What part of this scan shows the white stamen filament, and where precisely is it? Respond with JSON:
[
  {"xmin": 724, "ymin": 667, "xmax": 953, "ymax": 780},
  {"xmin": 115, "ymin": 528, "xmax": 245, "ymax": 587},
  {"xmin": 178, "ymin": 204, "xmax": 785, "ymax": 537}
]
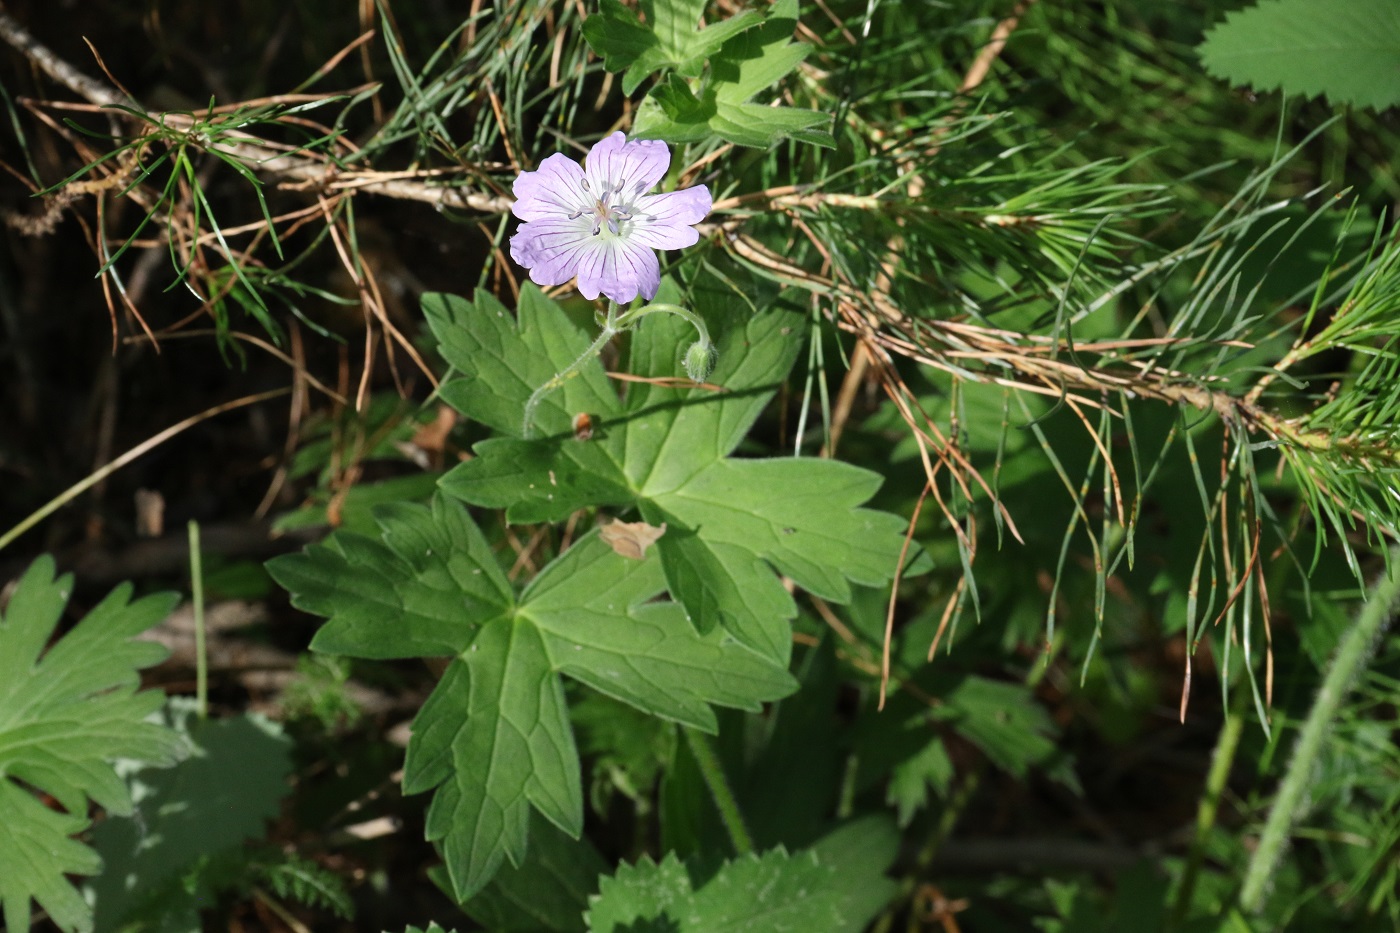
[{"xmin": 586, "ymin": 192, "xmax": 635, "ymax": 237}]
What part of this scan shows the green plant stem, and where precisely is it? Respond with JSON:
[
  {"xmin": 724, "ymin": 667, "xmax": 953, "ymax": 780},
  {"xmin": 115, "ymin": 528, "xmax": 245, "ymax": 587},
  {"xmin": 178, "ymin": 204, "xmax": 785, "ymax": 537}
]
[
  {"xmin": 683, "ymin": 727, "xmax": 753, "ymax": 856},
  {"xmin": 522, "ymin": 302, "xmax": 621, "ymax": 438},
  {"xmin": 1173, "ymin": 701, "xmax": 1245, "ymax": 926},
  {"xmin": 1239, "ymin": 550, "xmax": 1400, "ymax": 913},
  {"xmin": 615, "ymin": 301, "xmax": 711, "ymax": 348},
  {"xmin": 188, "ymin": 520, "xmax": 208, "ymax": 720}
]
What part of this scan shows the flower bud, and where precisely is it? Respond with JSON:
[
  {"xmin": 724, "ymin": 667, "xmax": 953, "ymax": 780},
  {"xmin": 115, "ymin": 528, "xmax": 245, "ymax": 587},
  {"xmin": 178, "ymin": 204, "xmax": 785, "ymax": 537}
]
[{"xmin": 683, "ymin": 341, "xmax": 717, "ymax": 383}]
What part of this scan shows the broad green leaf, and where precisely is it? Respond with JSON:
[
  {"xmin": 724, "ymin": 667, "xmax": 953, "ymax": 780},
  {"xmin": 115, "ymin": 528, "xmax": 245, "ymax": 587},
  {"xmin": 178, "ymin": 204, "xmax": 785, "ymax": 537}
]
[
  {"xmin": 428, "ymin": 282, "xmax": 911, "ymax": 665},
  {"xmin": 1199, "ymin": 0, "xmax": 1400, "ymax": 111},
  {"xmin": 460, "ymin": 814, "xmax": 607, "ymax": 932},
  {"xmin": 269, "ymin": 498, "xmax": 793, "ymax": 901},
  {"xmin": 0, "ymin": 556, "xmax": 183, "ymax": 933},
  {"xmin": 857, "ymin": 671, "xmax": 1079, "ymax": 827},
  {"xmin": 525, "ymin": 532, "xmax": 796, "ymax": 730},
  {"xmin": 0, "ymin": 784, "xmax": 97, "ymax": 933},
  {"xmin": 711, "ymin": 0, "xmax": 811, "ymax": 106},
  {"xmin": 586, "ymin": 824, "xmax": 898, "ymax": 933},
  {"xmin": 429, "ymin": 285, "xmax": 619, "ymax": 440},
  {"xmin": 886, "ymin": 740, "xmax": 955, "ymax": 828},
  {"xmin": 408, "ymin": 614, "xmax": 583, "ymax": 901},
  {"xmin": 88, "ymin": 701, "xmax": 293, "ymax": 931},
  {"xmin": 587, "ymin": 854, "xmax": 691, "ymax": 932},
  {"xmin": 271, "ymin": 494, "xmax": 515, "ymax": 659},
  {"xmin": 584, "ymin": 0, "xmax": 763, "ymax": 95},
  {"xmin": 633, "ymin": 0, "xmax": 832, "ymax": 147}
]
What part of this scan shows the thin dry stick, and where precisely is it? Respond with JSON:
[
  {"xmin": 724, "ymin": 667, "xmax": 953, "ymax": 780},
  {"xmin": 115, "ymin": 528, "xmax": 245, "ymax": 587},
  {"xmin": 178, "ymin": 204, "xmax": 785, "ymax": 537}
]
[
  {"xmin": 958, "ymin": 0, "xmax": 1038, "ymax": 94},
  {"xmin": 0, "ymin": 388, "xmax": 291, "ymax": 553},
  {"xmin": 254, "ymin": 324, "xmax": 312, "ymax": 519},
  {"xmin": 824, "ymin": 341, "xmax": 870, "ymax": 458},
  {"xmin": 880, "ymin": 480, "xmax": 932, "ymax": 709},
  {"xmin": 927, "ymin": 576, "xmax": 968, "ymax": 661}
]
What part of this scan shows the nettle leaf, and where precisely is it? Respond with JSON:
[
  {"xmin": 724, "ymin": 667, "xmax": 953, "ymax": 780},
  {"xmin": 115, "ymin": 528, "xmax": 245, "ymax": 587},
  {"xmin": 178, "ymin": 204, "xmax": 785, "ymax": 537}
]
[
  {"xmin": 268, "ymin": 498, "xmax": 793, "ymax": 901},
  {"xmin": 1199, "ymin": 0, "xmax": 1400, "ymax": 111},
  {"xmin": 587, "ymin": 821, "xmax": 898, "ymax": 933},
  {"xmin": 0, "ymin": 556, "xmax": 183, "ymax": 933},
  {"xmin": 426, "ymin": 282, "xmax": 910, "ymax": 666},
  {"xmin": 930, "ymin": 676, "xmax": 1065, "ymax": 781},
  {"xmin": 633, "ymin": 0, "xmax": 833, "ymax": 147},
  {"xmin": 584, "ymin": 0, "xmax": 764, "ymax": 96},
  {"xmin": 88, "ymin": 701, "xmax": 293, "ymax": 931}
]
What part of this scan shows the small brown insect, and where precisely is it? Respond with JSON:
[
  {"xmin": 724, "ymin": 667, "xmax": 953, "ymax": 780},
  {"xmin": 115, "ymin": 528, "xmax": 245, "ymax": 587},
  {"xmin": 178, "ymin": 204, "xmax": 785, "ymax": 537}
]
[{"xmin": 572, "ymin": 412, "xmax": 595, "ymax": 441}]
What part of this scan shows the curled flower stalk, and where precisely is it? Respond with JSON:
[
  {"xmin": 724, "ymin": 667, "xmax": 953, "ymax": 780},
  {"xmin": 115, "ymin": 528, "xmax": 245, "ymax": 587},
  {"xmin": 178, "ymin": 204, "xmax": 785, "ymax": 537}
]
[
  {"xmin": 511, "ymin": 133, "xmax": 716, "ymax": 436},
  {"xmin": 519, "ymin": 299, "xmax": 717, "ymax": 437},
  {"xmin": 522, "ymin": 301, "xmax": 624, "ymax": 438},
  {"xmin": 616, "ymin": 302, "xmax": 716, "ymax": 383}
]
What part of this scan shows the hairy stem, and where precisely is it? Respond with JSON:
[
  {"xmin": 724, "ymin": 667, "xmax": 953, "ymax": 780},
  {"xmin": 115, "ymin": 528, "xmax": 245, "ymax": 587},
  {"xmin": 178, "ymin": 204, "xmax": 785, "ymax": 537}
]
[
  {"xmin": 522, "ymin": 303, "xmax": 620, "ymax": 438},
  {"xmin": 1173, "ymin": 700, "xmax": 1245, "ymax": 925},
  {"xmin": 616, "ymin": 301, "xmax": 711, "ymax": 349},
  {"xmin": 1239, "ymin": 550, "xmax": 1400, "ymax": 913},
  {"xmin": 683, "ymin": 727, "xmax": 753, "ymax": 856}
]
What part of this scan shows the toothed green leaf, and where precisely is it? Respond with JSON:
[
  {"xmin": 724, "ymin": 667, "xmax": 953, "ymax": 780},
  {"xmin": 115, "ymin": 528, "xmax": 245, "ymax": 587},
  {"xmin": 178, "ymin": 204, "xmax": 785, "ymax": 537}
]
[
  {"xmin": 426, "ymin": 280, "xmax": 915, "ymax": 666},
  {"xmin": 269, "ymin": 502, "xmax": 793, "ymax": 902},
  {"xmin": 584, "ymin": 0, "xmax": 764, "ymax": 95},
  {"xmin": 1199, "ymin": 0, "xmax": 1400, "ymax": 111},
  {"xmin": 0, "ymin": 556, "xmax": 183, "ymax": 933}
]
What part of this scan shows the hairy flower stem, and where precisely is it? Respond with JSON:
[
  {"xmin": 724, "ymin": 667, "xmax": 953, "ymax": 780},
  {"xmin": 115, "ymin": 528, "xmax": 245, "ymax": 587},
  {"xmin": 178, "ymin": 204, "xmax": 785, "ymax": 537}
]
[
  {"xmin": 615, "ymin": 301, "xmax": 711, "ymax": 349},
  {"xmin": 1173, "ymin": 698, "xmax": 1245, "ymax": 924},
  {"xmin": 619, "ymin": 302, "xmax": 716, "ymax": 381},
  {"xmin": 522, "ymin": 301, "xmax": 714, "ymax": 436},
  {"xmin": 683, "ymin": 727, "xmax": 753, "ymax": 856},
  {"xmin": 522, "ymin": 302, "xmax": 622, "ymax": 438},
  {"xmin": 1239, "ymin": 549, "xmax": 1400, "ymax": 914}
]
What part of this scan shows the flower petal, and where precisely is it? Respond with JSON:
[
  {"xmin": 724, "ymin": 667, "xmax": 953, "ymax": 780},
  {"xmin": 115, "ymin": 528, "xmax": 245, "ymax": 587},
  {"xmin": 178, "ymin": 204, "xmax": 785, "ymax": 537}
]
[
  {"xmin": 627, "ymin": 186, "xmax": 712, "ymax": 250},
  {"xmin": 584, "ymin": 132, "xmax": 671, "ymax": 201},
  {"xmin": 510, "ymin": 216, "xmax": 599, "ymax": 287},
  {"xmin": 512, "ymin": 152, "xmax": 591, "ymax": 221},
  {"xmin": 573, "ymin": 237, "xmax": 661, "ymax": 304}
]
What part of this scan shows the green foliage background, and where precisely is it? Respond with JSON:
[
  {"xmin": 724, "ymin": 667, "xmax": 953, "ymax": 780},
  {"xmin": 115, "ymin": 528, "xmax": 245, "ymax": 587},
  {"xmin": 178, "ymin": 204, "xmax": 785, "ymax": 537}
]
[{"xmin": 2, "ymin": 0, "xmax": 1400, "ymax": 931}]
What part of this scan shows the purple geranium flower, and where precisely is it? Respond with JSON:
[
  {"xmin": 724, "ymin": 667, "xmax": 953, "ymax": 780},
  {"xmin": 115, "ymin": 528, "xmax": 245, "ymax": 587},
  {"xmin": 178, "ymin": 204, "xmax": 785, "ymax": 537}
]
[{"xmin": 509, "ymin": 132, "xmax": 712, "ymax": 304}]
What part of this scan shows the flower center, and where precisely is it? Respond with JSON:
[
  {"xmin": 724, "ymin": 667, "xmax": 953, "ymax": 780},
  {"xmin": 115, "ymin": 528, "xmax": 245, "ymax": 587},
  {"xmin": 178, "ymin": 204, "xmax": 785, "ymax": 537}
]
[
  {"xmin": 592, "ymin": 198, "xmax": 633, "ymax": 236},
  {"xmin": 571, "ymin": 180, "xmax": 635, "ymax": 238}
]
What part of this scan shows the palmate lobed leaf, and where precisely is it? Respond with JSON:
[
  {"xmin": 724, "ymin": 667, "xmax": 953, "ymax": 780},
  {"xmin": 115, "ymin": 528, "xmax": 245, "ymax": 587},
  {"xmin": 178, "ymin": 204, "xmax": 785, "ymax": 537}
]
[
  {"xmin": 425, "ymin": 281, "xmax": 913, "ymax": 666},
  {"xmin": 0, "ymin": 556, "xmax": 183, "ymax": 933},
  {"xmin": 583, "ymin": 0, "xmax": 764, "ymax": 96},
  {"xmin": 268, "ymin": 498, "xmax": 794, "ymax": 901},
  {"xmin": 629, "ymin": 0, "xmax": 833, "ymax": 147}
]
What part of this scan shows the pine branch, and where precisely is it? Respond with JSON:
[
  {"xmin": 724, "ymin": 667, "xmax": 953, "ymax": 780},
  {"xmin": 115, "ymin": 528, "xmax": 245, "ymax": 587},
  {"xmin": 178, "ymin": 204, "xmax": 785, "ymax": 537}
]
[{"xmin": 0, "ymin": 9, "xmax": 512, "ymax": 215}]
